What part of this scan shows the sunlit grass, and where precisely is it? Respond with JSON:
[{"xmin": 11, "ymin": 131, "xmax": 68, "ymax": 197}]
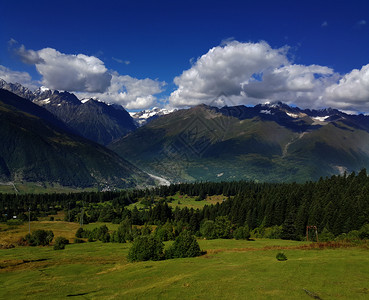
[{"xmin": 1, "ymin": 231, "xmax": 368, "ymax": 299}]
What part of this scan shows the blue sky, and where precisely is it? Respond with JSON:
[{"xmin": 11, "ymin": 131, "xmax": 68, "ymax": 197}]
[{"xmin": 0, "ymin": 0, "xmax": 368, "ymax": 112}]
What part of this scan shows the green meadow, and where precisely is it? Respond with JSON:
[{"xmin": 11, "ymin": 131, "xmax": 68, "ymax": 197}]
[
  {"xmin": 127, "ymin": 192, "xmax": 225, "ymax": 211},
  {"xmin": 1, "ymin": 232, "xmax": 368, "ymax": 299}
]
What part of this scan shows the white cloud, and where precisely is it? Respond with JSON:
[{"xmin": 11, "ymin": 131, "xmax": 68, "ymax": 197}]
[
  {"xmin": 77, "ymin": 73, "xmax": 166, "ymax": 110},
  {"xmin": 168, "ymin": 40, "xmax": 369, "ymax": 112},
  {"xmin": 10, "ymin": 44, "xmax": 166, "ymax": 110},
  {"xmin": 14, "ymin": 45, "xmax": 112, "ymax": 93},
  {"xmin": 242, "ymin": 64, "xmax": 338, "ymax": 107},
  {"xmin": 170, "ymin": 41, "xmax": 289, "ymax": 107},
  {"xmin": 0, "ymin": 65, "xmax": 38, "ymax": 90},
  {"xmin": 324, "ymin": 64, "xmax": 369, "ymax": 110},
  {"xmin": 321, "ymin": 21, "xmax": 328, "ymax": 27}
]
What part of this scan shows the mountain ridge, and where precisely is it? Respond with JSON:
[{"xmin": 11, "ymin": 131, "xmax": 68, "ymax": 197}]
[
  {"xmin": 109, "ymin": 102, "xmax": 369, "ymax": 183},
  {"xmin": 0, "ymin": 79, "xmax": 137, "ymax": 145},
  {"xmin": 0, "ymin": 88, "xmax": 154, "ymax": 189}
]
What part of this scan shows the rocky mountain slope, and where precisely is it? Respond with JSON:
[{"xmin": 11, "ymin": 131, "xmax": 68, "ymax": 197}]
[
  {"xmin": 0, "ymin": 89, "xmax": 153, "ymax": 188},
  {"xmin": 109, "ymin": 103, "xmax": 369, "ymax": 183},
  {"xmin": 0, "ymin": 79, "xmax": 136, "ymax": 145}
]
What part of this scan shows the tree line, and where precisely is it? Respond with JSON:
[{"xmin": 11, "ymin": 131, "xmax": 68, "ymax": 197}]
[{"xmin": 1, "ymin": 170, "xmax": 369, "ymax": 240}]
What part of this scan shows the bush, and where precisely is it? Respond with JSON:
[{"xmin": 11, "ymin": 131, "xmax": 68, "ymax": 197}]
[
  {"xmin": 54, "ymin": 237, "xmax": 69, "ymax": 250},
  {"xmin": 6, "ymin": 219, "xmax": 24, "ymax": 226},
  {"xmin": 165, "ymin": 230, "xmax": 202, "ymax": 259},
  {"xmin": 319, "ymin": 228, "xmax": 335, "ymax": 242},
  {"xmin": 155, "ymin": 222, "xmax": 174, "ymax": 241},
  {"xmin": 25, "ymin": 230, "xmax": 54, "ymax": 246},
  {"xmin": 200, "ymin": 220, "xmax": 216, "ymax": 239},
  {"xmin": 276, "ymin": 252, "xmax": 287, "ymax": 261},
  {"xmin": 233, "ymin": 225, "xmax": 250, "ymax": 240},
  {"xmin": 359, "ymin": 224, "xmax": 369, "ymax": 239},
  {"xmin": 75, "ymin": 227, "xmax": 84, "ymax": 238},
  {"xmin": 264, "ymin": 226, "xmax": 282, "ymax": 239},
  {"xmin": 128, "ymin": 236, "xmax": 164, "ymax": 262}
]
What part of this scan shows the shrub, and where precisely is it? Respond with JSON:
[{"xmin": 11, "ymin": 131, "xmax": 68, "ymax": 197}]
[
  {"xmin": 319, "ymin": 228, "xmax": 335, "ymax": 242},
  {"xmin": 233, "ymin": 225, "xmax": 250, "ymax": 240},
  {"xmin": 101, "ymin": 232, "xmax": 110, "ymax": 243},
  {"xmin": 165, "ymin": 230, "xmax": 202, "ymax": 259},
  {"xmin": 54, "ymin": 237, "xmax": 69, "ymax": 250},
  {"xmin": 75, "ymin": 227, "xmax": 84, "ymax": 238},
  {"xmin": 264, "ymin": 225, "xmax": 282, "ymax": 239},
  {"xmin": 276, "ymin": 252, "xmax": 287, "ymax": 261},
  {"xmin": 214, "ymin": 216, "xmax": 232, "ymax": 239},
  {"xmin": 128, "ymin": 236, "xmax": 164, "ymax": 262},
  {"xmin": 155, "ymin": 222, "xmax": 174, "ymax": 241},
  {"xmin": 112, "ymin": 219, "xmax": 133, "ymax": 243},
  {"xmin": 6, "ymin": 219, "xmax": 24, "ymax": 226},
  {"xmin": 200, "ymin": 220, "xmax": 216, "ymax": 239},
  {"xmin": 25, "ymin": 230, "xmax": 54, "ymax": 246},
  {"xmin": 359, "ymin": 224, "xmax": 369, "ymax": 239}
]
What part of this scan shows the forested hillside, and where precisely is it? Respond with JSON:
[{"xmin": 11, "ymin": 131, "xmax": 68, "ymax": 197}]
[{"xmin": 2, "ymin": 170, "xmax": 369, "ymax": 239}]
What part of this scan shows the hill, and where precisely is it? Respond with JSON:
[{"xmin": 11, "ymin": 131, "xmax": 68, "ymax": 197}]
[
  {"xmin": 0, "ymin": 89, "xmax": 153, "ymax": 189},
  {"xmin": 0, "ymin": 79, "xmax": 137, "ymax": 145},
  {"xmin": 109, "ymin": 103, "xmax": 369, "ymax": 183}
]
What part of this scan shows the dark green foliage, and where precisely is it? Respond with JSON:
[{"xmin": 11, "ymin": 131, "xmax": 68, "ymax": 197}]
[
  {"xmin": 2, "ymin": 172, "xmax": 369, "ymax": 242},
  {"xmin": 111, "ymin": 219, "xmax": 132, "ymax": 243},
  {"xmin": 75, "ymin": 227, "xmax": 84, "ymax": 238},
  {"xmin": 128, "ymin": 236, "xmax": 164, "ymax": 262},
  {"xmin": 233, "ymin": 225, "xmax": 250, "ymax": 240},
  {"xmin": 319, "ymin": 228, "xmax": 335, "ymax": 242},
  {"xmin": 54, "ymin": 236, "xmax": 69, "ymax": 250},
  {"xmin": 165, "ymin": 230, "xmax": 202, "ymax": 259},
  {"xmin": 155, "ymin": 221, "xmax": 174, "ymax": 241},
  {"xmin": 214, "ymin": 216, "xmax": 233, "ymax": 239},
  {"xmin": 276, "ymin": 252, "xmax": 287, "ymax": 261},
  {"xmin": 200, "ymin": 220, "xmax": 216, "ymax": 239},
  {"xmin": 281, "ymin": 213, "xmax": 299, "ymax": 241},
  {"xmin": 25, "ymin": 230, "xmax": 54, "ymax": 246},
  {"xmin": 359, "ymin": 224, "xmax": 369, "ymax": 239}
]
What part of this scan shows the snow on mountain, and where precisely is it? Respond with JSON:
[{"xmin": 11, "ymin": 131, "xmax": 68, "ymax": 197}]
[{"xmin": 130, "ymin": 107, "xmax": 177, "ymax": 126}]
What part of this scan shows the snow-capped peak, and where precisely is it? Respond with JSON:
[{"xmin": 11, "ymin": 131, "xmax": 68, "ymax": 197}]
[{"xmin": 130, "ymin": 107, "xmax": 177, "ymax": 126}]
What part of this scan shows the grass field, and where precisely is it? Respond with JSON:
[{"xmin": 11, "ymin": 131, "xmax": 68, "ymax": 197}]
[
  {"xmin": 1, "ymin": 221, "xmax": 369, "ymax": 299},
  {"xmin": 127, "ymin": 192, "xmax": 225, "ymax": 211}
]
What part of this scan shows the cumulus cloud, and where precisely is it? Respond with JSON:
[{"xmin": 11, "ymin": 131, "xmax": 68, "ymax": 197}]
[
  {"xmin": 14, "ymin": 45, "xmax": 112, "ymax": 93},
  {"xmin": 242, "ymin": 64, "xmax": 338, "ymax": 107},
  {"xmin": 169, "ymin": 41, "xmax": 340, "ymax": 108},
  {"xmin": 324, "ymin": 64, "xmax": 369, "ymax": 110},
  {"xmin": 77, "ymin": 73, "xmax": 166, "ymax": 110},
  {"xmin": 170, "ymin": 41, "xmax": 289, "ymax": 107},
  {"xmin": 0, "ymin": 65, "xmax": 39, "ymax": 90}
]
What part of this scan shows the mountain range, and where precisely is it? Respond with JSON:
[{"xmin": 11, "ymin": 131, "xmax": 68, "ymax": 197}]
[
  {"xmin": 2, "ymin": 78, "xmax": 369, "ymax": 187},
  {"xmin": 109, "ymin": 102, "xmax": 369, "ymax": 183},
  {"xmin": 0, "ymin": 79, "xmax": 136, "ymax": 145},
  {"xmin": 0, "ymin": 88, "xmax": 153, "ymax": 189}
]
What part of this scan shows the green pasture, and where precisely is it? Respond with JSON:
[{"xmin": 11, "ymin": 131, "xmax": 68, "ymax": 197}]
[
  {"xmin": 1, "ymin": 237, "xmax": 368, "ymax": 299},
  {"xmin": 127, "ymin": 192, "xmax": 225, "ymax": 211}
]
